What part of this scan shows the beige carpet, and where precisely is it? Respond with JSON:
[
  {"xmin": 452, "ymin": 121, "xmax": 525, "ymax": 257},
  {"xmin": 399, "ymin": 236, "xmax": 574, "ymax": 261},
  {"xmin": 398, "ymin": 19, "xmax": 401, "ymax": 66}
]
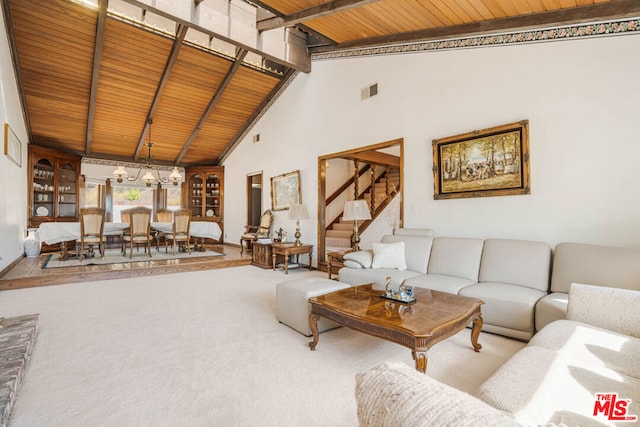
[{"xmin": 0, "ymin": 266, "xmax": 525, "ymax": 427}]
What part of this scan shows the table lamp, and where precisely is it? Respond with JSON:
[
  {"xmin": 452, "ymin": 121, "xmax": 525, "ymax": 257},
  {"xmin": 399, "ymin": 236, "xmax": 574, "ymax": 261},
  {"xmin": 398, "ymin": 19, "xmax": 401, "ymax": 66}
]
[
  {"xmin": 288, "ymin": 203, "xmax": 309, "ymax": 245},
  {"xmin": 343, "ymin": 200, "xmax": 372, "ymax": 251}
]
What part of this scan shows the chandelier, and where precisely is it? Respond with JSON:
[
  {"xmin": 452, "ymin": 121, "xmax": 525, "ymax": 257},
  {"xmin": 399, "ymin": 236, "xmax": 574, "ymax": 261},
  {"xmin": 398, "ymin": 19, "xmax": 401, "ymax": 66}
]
[{"xmin": 112, "ymin": 120, "xmax": 182, "ymax": 187}]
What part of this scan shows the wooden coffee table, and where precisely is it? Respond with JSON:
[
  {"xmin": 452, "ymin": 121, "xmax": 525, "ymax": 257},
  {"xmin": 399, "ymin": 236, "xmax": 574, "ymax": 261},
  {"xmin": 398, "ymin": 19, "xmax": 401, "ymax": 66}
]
[{"xmin": 308, "ymin": 284, "xmax": 484, "ymax": 373}]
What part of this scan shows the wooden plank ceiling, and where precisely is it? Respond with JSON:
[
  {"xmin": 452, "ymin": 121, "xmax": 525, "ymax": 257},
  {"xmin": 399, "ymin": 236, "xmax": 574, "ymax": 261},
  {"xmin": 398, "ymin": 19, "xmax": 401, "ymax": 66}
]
[{"xmin": 5, "ymin": 0, "xmax": 638, "ymax": 166}]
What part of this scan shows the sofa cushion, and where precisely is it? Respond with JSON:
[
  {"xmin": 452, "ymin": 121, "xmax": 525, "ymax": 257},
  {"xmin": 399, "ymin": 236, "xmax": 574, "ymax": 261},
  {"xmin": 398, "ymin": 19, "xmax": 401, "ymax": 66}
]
[
  {"xmin": 338, "ymin": 266, "xmax": 422, "ymax": 288},
  {"xmin": 459, "ymin": 282, "xmax": 546, "ymax": 334},
  {"xmin": 567, "ymin": 283, "xmax": 640, "ymax": 338},
  {"xmin": 404, "ymin": 274, "xmax": 475, "ymax": 295},
  {"xmin": 427, "ymin": 237, "xmax": 483, "ymax": 282},
  {"xmin": 343, "ymin": 260, "xmax": 363, "ymax": 269},
  {"xmin": 529, "ymin": 319, "xmax": 640, "ymax": 379},
  {"xmin": 380, "ymin": 234, "xmax": 433, "ymax": 274},
  {"xmin": 371, "ymin": 241, "xmax": 407, "ymax": 271},
  {"xmin": 356, "ymin": 362, "xmax": 519, "ymax": 427},
  {"xmin": 551, "ymin": 242, "xmax": 640, "ymax": 293},
  {"xmin": 479, "ymin": 239, "xmax": 551, "ymax": 292},
  {"xmin": 343, "ymin": 250, "xmax": 373, "ymax": 268},
  {"xmin": 477, "ymin": 345, "xmax": 640, "ymax": 427},
  {"xmin": 534, "ymin": 293, "xmax": 568, "ymax": 331}
]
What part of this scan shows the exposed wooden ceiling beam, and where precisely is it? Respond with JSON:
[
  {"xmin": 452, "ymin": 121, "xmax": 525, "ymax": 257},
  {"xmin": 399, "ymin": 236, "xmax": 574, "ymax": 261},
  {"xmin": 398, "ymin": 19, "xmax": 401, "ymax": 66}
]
[
  {"xmin": 1, "ymin": 0, "xmax": 32, "ymax": 144},
  {"xmin": 85, "ymin": 0, "xmax": 108, "ymax": 156},
  {"xmin": 216, "ymin": 67, "xmax": 297, "ymax": 166},
  {"xmin": 310, "ymin": 0, "xmax": 640, "ymax": 54},
  {"xmin": 257, "ymin": 0, "xmax": 382, "ymax": 32},
  {"xmin": 175, "ymin": 49, "xmax": 249, "ymax": 164},
  {"xmin": 342, "ymin": 150, "xmax": 400, "ymax": 168},
  {"xmin": 133, "ymin": 24, "xmax": 188, "ymax": 161}
]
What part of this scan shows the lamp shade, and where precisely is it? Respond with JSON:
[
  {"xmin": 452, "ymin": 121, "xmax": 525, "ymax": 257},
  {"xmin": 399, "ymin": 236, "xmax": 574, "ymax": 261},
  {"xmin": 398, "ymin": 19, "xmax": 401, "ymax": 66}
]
[
  {"xmin": 288, "ymin": 203, "xmax": 309, "ymax": 220},
  {"xmin": 343, "ymin": 200, "xmax": 372, "ymax": 221}
]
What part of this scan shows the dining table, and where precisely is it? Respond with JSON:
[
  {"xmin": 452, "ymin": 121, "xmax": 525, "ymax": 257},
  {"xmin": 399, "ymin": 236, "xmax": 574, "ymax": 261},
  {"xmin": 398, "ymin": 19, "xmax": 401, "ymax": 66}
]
[{"xmin": 37, "ymin": 221, "xmax": 222, "ymax": 259}]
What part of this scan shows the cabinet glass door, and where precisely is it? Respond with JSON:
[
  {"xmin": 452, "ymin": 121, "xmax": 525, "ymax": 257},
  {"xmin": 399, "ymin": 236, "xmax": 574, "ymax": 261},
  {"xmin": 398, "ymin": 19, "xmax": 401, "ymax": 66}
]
[
  {"xmin": 189, "ymin": 174, "xmax": 203, "ymax": 218},
  {"xmin": 33, "ymin": 159, "xmax": 55, "ymax": 218},
  {"xmin": 58, "ymin": 162, "xmax": 77, "ymax": 218},
  {"xmin": 205, "ymin": 173, "xmax": 220, "ymax": 218}
]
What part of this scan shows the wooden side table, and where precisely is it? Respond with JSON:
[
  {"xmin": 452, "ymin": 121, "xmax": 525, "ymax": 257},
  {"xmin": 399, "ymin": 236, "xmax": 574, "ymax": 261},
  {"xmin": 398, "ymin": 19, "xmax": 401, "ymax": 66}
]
[
  {"xmin": 326, "ymin": 251, "xmax": 350, "ymax": 280},
  {"xmin": 271, "ymin": 243, "xmax": 313, "ymax": 274}
]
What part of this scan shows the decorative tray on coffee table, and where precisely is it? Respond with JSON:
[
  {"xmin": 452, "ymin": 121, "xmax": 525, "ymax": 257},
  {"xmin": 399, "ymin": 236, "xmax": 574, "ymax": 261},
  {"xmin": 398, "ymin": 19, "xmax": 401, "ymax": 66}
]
[{"xmin": 380, "ymin": 294, "xmax": 417, "ymax": 304}]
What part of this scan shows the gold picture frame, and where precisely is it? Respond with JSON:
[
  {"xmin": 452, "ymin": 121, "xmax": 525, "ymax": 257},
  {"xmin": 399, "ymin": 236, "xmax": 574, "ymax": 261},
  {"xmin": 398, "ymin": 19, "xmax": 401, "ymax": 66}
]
[
  {"xmin": 4, "ymin": 123, "xmax": 22, "ymax": 167},
  {"xmin": 271, "ymin": 170, "xmax": 301, "ymax": 211},
  {"xmin": 432, "ymin": 120, "xmax": 530, "ymax": 199}
]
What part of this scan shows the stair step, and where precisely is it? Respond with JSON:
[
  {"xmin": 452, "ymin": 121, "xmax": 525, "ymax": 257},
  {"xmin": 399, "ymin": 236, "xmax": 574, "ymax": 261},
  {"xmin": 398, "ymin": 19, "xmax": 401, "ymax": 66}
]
[
  {"xmin": 326, "ymin": 237, "xmax": 351, "ymax": 248},
  {"xmin": 332, "ymin": 223, "xmax": 353, "ymax": 231},
  {"xmin": 326, "ymin": 229, "xmax": 351, "ymax": 238}
]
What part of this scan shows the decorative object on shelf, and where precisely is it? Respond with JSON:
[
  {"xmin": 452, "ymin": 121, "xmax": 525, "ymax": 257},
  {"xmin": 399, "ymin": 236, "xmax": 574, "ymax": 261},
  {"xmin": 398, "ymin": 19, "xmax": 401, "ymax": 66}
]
[
  {"xmin": 343, "ymin": 199, "xmax": 372, "ymax": 251},
  {"xmin": 112, "ymin": 119, "xmax": 182, "ymax": 187},
  {"xmin": 4, "ymin": 123, "xmax": 22, "ymax": 167},
  {"xmin": 432, "ymin": 120, "xmax": 530, "ymax": 199},
  {"xmin": 271, "ymin": 170, "xmax": 301, "ymax": 211},
  {"xmin": 288, "ymin": 203, "xmax": 309, "ymax": 246},
  {"xmin": 35, "ymin": 206, "xmax": 49, "ymax": 216},
  {"xmin": 24, "ymin": 228, "xmax": 41, "ymax": 257}
]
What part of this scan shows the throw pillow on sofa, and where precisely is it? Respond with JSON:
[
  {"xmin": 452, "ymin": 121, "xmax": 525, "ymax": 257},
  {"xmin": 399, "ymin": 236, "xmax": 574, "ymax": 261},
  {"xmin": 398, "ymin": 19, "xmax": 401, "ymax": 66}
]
[
  {"xmin": 371, "ymin": 241, "xmax": 407, "ymax": 271},
  {"xmin": 343, "ymin": 250, "xmax": 373, "ymax": 268}
]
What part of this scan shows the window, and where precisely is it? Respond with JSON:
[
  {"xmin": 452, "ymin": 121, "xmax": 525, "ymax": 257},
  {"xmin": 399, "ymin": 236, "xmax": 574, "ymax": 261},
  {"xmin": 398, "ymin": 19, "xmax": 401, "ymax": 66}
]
[
  {"xmin": 84, "ymin": 183, "xmax": 101, "ymax": 208},
  {"xmin": 112, "ymin": 185, "xmax": 154, "ymax": 222},
  {"xmin": 167, "ymin": 187, "xmax": 181, "ymax": 211}
]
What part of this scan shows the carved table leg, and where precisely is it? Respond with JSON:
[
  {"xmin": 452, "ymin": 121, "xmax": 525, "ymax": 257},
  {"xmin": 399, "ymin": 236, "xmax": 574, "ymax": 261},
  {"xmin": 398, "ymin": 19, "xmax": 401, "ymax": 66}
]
[
  {"xmin": 470, "ymin": 314, "xmax": 483, "ymax": 352},
  {"xmin": 412, "ymin": 349, "xmax": 428, "ymax": 373},
  {"xmin": 58, "ymin": 241, "xmax": 69, "ymax": 260},
  {"xmin": 309, "ymin": 313, "xmax": 320, "ymax": 350}
]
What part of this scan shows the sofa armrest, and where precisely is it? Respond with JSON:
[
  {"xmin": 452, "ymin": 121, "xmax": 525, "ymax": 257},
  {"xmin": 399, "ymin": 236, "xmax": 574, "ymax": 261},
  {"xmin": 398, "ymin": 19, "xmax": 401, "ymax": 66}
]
[
  {"xmin": 355, "ymin": 362, "xmax": 519, "ymax": 427},
  {"xmin": 567, "ymin": 283, "xmax": 640, "ymax": 338}
]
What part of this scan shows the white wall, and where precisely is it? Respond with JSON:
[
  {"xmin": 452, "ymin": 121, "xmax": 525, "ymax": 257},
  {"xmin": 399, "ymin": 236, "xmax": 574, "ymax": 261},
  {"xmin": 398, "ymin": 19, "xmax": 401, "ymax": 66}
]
[
  {"xmin": 0, "ymin": 5, "xmax": 29, "ymax": 272},
  {"xmin": 223, "ymin": 33, "xmax": 640, "ymax": 263}
]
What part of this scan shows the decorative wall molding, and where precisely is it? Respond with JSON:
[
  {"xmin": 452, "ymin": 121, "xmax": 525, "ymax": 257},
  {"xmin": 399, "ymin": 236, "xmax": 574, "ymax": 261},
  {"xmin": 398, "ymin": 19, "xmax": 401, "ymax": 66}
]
[{"xmin": 312, "ymin": 18, "xmax": 640, "ymax": 61}]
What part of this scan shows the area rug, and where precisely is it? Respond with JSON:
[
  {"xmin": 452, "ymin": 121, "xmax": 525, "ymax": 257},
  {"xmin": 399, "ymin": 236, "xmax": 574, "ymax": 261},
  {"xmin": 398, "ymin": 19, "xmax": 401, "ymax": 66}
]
[
  {"xmin": 41, "ymin": 248, "xmax": 224, "ymax": 269},
  {"xmin": 0, "ymin": 267, "xmax": 526, "ymax": 426}
]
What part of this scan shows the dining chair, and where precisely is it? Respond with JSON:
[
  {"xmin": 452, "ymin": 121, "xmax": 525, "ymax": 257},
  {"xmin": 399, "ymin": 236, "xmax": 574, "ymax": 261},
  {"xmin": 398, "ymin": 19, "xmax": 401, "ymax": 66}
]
[
  {"xmin": 164, "ymin": 209, "xmax": 192, "ymax": 255},
  {"xmin": 78, "ymin": 207, "xmax": 106, "ymax": 261},
  {"xmin": 123, "ymin": 207, "xmax": 152, "ymax": 258},
  {"xmin": 155, "ymin": 208, "xmax": 173, "ymax": 251}
]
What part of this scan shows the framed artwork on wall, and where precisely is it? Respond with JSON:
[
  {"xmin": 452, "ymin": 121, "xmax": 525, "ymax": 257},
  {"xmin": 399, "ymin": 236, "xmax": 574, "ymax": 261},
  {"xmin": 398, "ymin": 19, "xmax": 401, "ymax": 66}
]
[
  {"xmin": 271, "ymin": 170, "xmax": 301, "ymax": 210},
  {"xmin": 432, "ymin": 120, "xmax": 530, "ymax": 199},
  {"xmin": 4, "ymin": 123, "xmax": 22, "ymax": 167}
]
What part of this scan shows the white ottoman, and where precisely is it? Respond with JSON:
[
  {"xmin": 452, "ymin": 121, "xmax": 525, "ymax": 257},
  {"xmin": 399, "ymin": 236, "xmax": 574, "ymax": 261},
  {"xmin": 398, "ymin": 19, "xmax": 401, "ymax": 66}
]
[{"xmin": 276, "ymin": 278, "xmax": 351, "ymax": 336}]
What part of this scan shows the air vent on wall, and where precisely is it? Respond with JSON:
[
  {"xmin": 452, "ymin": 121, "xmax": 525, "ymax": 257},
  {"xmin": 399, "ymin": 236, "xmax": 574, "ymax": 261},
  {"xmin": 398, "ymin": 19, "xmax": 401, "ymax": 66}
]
[{"xmin": 361, "ymin": 83, "xmax": 379, "ymax": 100}]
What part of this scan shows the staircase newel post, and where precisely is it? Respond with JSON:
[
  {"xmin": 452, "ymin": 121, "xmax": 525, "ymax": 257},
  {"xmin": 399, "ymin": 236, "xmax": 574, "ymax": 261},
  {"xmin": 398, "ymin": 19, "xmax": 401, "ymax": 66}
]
[
  {"xmin": 353, "ymin": 160, "xmax": 360, "ymax": 199},
  {"xmin": 370, "ymin": 163, "xmax": 376, "ymax": 214},
  {"xmin": 385, "ymin": 166, "xmax": 391, "ymax": 202}
]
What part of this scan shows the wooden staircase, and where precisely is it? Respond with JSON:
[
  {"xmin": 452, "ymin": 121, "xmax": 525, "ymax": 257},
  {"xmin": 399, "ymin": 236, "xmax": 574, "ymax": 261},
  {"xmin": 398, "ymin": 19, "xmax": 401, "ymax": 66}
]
[{"xmin": 325, "ymin": 168, "xmax": 400, "ymax": 251}]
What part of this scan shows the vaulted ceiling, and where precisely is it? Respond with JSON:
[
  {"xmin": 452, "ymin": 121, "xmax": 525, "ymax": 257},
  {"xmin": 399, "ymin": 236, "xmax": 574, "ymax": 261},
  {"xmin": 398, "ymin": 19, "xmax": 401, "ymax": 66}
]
[{"xmin": 3, "ymin": 0, "xmax": 637, "ymax": 167}]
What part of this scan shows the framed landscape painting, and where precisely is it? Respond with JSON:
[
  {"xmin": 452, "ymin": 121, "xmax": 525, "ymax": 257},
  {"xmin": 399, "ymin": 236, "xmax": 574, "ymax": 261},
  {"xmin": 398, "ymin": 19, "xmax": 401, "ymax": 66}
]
[
  {"xmin": 432, "ymin": 120, "xmax": 530, "ymax": 199},
  {"xmin": 271, "ymin": 170, "xmax": 301, "ymax": 210}
]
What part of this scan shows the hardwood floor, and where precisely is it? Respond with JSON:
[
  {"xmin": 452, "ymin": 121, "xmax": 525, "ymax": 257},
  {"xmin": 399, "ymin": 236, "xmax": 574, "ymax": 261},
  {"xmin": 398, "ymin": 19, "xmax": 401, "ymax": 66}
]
[{"xmin": 0, "ymin": 244, "xmax": 253, "ymax": 291}]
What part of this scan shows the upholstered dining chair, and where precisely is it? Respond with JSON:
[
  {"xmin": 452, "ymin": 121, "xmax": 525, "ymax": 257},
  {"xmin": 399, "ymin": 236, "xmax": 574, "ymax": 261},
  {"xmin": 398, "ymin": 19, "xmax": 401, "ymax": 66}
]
[
  {"xmin": 155, "ymin": 208, "xmax": 173, "ymax": 251},
  {"xmin": 122, "ymin": 207, "xmax": 152, "ymax": 258},
  {"xmin": 78, "ymin": 207, "xmax": 106, "ymax": 261},
  {"xmin": 240, "ymin": 209, "xmax": 273, "ymax": 254},
  {"xmin": 164, "ymin": 209, "xmax": 192, "ymax": 255}
]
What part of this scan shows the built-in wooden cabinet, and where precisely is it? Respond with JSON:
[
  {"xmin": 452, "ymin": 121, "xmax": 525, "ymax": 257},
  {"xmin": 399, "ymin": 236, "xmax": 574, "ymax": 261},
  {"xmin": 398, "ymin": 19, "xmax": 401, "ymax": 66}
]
[
  {"xmin": 183, "ymin": 166, "xmax": 224, "ymax": 241},
  {"xmin": 28, "ymin": 145, "xmax": 81, "ymax": 228}
]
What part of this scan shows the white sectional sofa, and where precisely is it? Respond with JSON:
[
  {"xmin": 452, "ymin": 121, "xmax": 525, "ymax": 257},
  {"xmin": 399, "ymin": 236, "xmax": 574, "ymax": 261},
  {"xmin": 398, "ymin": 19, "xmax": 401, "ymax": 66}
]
[
  {"xmin": 355, "ymin": 283, "xmax": 640, "ymax": 426},
  {"xmin": 339, "ymin": 230, "xmax": 552, "ymax": 340}
]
